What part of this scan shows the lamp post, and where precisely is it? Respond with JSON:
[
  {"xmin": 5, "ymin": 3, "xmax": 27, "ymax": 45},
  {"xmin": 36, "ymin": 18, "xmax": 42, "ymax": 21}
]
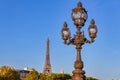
[{"xmin": 61, "ymin": 2, "xmax": 98, "ymax": 80}]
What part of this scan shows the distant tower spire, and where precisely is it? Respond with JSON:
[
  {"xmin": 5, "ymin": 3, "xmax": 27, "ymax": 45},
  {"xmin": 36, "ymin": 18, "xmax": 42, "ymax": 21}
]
[
  {"xmin": 60, "ymin": 67, "xmax": 64, "ymax": 74},
  {"xmin": 43, "ymin": 38, "xmax": 52, "ymax": 75}
]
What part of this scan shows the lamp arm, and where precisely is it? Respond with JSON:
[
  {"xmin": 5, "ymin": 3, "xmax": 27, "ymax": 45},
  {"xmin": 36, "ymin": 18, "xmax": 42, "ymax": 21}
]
[
  {"xmin": 64, "ymin": 38, "xmax": 72, "ymax": 45},
  {"xmin": 85, "ymin": 37, "xmax": 94, "ymax": 44}
]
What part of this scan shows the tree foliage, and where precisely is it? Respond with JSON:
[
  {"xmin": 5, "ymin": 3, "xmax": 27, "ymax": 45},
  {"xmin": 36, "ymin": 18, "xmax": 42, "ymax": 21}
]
[
  {"xmin": 86, "ymin": 76, "xmax": 99, "ymax": 80},
  {"xmin": 24, "ymin": 69, "xmax": 39, "ymax": 80},
  {"xmin": 39, "ymin": 73, "xmax": 71, "ymax": 80},
  {"xmin": 0, "ymin": 66, "xmax": 99, "ymax": 80},
  {"xmin": 0, "ymin": 66, "xmax": 20, "ymax": 80},
  {"xmin": 39, "ymin": 73, "xmax": 99, "ymax": 80}
]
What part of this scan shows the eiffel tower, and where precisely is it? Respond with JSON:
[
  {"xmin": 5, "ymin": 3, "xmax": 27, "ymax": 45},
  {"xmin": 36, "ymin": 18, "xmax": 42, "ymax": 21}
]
[{"xmin": 43, "ymin": 38, "xmax": 52, "ymax": 75}]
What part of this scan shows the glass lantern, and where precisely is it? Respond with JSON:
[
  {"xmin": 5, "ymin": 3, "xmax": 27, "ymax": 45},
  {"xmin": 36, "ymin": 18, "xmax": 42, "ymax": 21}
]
[
  {"xmin": 61, "ymin": 22, "xmax": 71, "ymax": 40},
  {"xmin": 71, "ymin": 2, "xmax": 88, "ymax": 27},
  {"xmin": 88, "ymin": 19, "xmax": 97, "ymax": 39}
]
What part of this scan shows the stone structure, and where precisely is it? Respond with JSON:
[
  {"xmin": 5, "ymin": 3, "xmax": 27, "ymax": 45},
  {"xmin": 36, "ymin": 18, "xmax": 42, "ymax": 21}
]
[
  {"xmin": 18, "ymin": 67, "xmax": 32, "ymax": 80},
  {"xmin": 43, "ymin": 38, "xmax": 52, "ymax": 75}
]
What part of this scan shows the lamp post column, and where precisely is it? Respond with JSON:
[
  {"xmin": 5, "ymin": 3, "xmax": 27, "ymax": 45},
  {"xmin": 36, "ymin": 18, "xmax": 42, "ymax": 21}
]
[
  {"xmin": 72, "ymin": 27, "xmax": 86, "ymax": 80},
  {"xmin": 72, "ymin": 46, "xmax": 85, "ymax": 80}
]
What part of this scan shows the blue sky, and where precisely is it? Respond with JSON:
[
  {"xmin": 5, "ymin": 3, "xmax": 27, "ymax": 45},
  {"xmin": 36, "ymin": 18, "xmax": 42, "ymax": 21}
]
[{"xmin": 0, "ymin": 0, "xmax": 120, "ymax": 80}]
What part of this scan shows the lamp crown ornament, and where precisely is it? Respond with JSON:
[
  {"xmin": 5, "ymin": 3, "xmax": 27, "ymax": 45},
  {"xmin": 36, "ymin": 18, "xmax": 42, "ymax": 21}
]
[
  {"xmin": 63, "ymin": 22, "xmax": 67, "ymax": 28},
  {"xmin": 77, "ymin": 2, "xmax": 82, "ymax": 7},
  {"xmin": 91, "ymin": 19, "xmax": 95, "ymax": 24}
]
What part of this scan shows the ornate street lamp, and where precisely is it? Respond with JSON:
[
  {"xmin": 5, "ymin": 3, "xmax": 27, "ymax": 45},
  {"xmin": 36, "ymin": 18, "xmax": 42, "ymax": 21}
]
[{"xmin": 61, "ymin": 2, "xmax": 98, "ymax": 80}]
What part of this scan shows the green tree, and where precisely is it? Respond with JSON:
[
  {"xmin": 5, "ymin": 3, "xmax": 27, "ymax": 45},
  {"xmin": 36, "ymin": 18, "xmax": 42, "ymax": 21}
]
[
  {"xmin": 24, "ymin": 69, "xmax": 39, "ymax": 80},
  {"xmin": 39, "ymin": 73, "xmax": 47, "ymax": 80},
  {"xmin": 39, "ymin": 73, "xmax": 71, "ymax": 80},
  {"xmin": 0, "ymin": 66, "xmax": 20, "ymax": 80},
  {"xmin": 86, "ymin": 76, "xmax": 99, "ymax": 80},
  {"xmin": 39, "ymin": 73, "xmax": 98, "ymax": 80},
  {"xmin": 0, "ymin": 76, "xmax": 3, "ymax": 80}
]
